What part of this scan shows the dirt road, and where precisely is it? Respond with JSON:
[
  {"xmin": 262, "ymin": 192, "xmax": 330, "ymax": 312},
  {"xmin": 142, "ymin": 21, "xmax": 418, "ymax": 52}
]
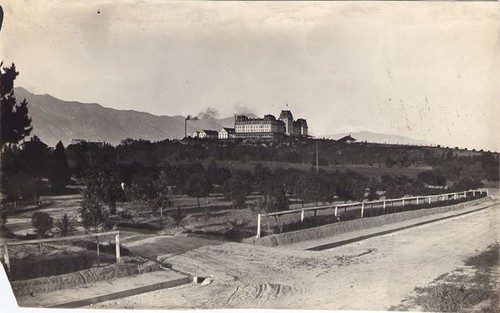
[{"xmin": 93, "ymin": 199, "xmax": 500, "ymax": 311}]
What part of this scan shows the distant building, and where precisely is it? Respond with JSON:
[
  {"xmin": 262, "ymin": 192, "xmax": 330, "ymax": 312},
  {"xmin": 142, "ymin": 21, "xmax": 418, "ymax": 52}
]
[
  {"xmin": 234, "ymin": 114, "xmax": 286, "ymax": 139},
  {"xmin": 234, "ymin": 110, "xmax": 308, "ymax": 139},
  {"xmin": 295, "ymin": 118, "xmax": 308, "ymax": 136},
  {"xmin": 198, "ymin": 130, "xmax": 218, "ymax": 139},
  {"xmin": 338, "ymin": 134, "xmax": 356, "ymax": 144},
  {"xmin": 70, "ymin": 139, "xmax": 104, "ymax": 147},
  {"xmin": 279, "ymin": 110, "xmax": 294, "ymax": 136},
  {"xmin": 192, "ymin": 109, "xmax": 308, "ymax": 140},
  {"xmin": 218, "ymin": 128, "xmax": 235, "ymax": 139}
]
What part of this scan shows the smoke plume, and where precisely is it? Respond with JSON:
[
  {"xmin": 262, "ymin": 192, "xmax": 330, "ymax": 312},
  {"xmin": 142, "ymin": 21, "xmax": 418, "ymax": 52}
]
[
  {"xmin": 197, "ymin": 107, "xmax": 219, "ymax": 119},
  {"xmin": 234, "ymin": 104, "xmax": 256, "ymax": 116}
]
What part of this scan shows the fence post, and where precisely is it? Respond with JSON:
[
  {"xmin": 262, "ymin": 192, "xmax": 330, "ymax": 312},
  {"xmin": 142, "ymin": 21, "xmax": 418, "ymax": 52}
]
[
  {"xmin": 473, "ymin": 190, "xmax": 476, "ymax": 197},
  {"xmin": 383, "ymin": 200, "xmax": 386, "ymax": 210},
  {"xmin": 256, "ymin": 214, "xmax": 261, "ymax": 239},
  {"xmin": 428, "ymin": 196, "xmax": 431, "ymax": 205},
  {"xmin": 486, "ymin": 189, "xmax": 489, "ymax": 196},
  {"xmin": 454, "ymin": 193, "xmax": 457, "ymax": 200},
  {"xmin": 416, "ymin": 197, "xmax": 419, "ymax": 205},
  {"xmin": 96, "ymin": 234, "xmax": 100, "ymax": 267},
  {"xmin": 301, "ymin": 209, "xmax": 305, "ymax": 222},
  {"xmin": 463, "ymin": 191, "xmax": 466, "ymax": 198},
  {"xmin": 160, "ymin": 207, "xmax": 163, "ymax": 228},
  {"xmin": 115, "ymin": 232, "xmax": 121, "ymax": 264},
  {"xmin": 361, "ymin": 202, "xmax": 365, "ymax": 218},
  {"xmin": 402, "ymin": 198, "xmax": 405, "ymax": 207},
  {"xmin": 334, "ymin": 206, "xmax": 338, "ymax": 217}
]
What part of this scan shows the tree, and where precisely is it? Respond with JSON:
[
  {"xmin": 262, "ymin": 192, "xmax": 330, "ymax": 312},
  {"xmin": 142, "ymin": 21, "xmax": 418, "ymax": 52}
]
[
  {"xmin": 129, "ymin": 171, "xmax": 171, "ymax": 216},
  {"xmin": 0, "ymin": 63, "xmax": 32, "ymax": 147},
  {"xmin": 292, "ymin": 175, "xmax": 310, "ymax": 207},
  {"xmin": 48, "ymin": 141, "xmax": 71, "ymax": 191},
  {"xmin": 207, "ymin": 161, "xmax": 230, "ymax": 186},
  {"xmin": 480, "ymin": 152, "xmax": 499, "ymax": 181},
  {"xmin": 0, "ymin": 200, "xmax": 13, "ymax": 230},
  {"xmin": 223, "ymin": 175, "xmax": 250, "ymax": 210},
  {"xmin": 336, "ymin": 171, "xmax": 367, "ymax": 202},
  {"xmin": 31, "ymin": 212, "xmax": 53, "ymax": 238},
  {"xmin": 185, "ymin": 173, "xmax": 212, "ymax": 207},
  {"xmin": 259, "ymin": 184, "xmax": 289, "ymax": 213},
  {"xmin": 54, "ymin": 214, "xmax": 78, "ymax": 237},
  {"xmin": 19, "ymin": 136, "xmax": 49, "ymax": 177},
  {"xmin": 454, "ymin": 178, "xmax": 483, "ymax": 191},
  {"xmin": 80, "ymin": 191, "xmax": 108, "ymax": 232},
  {"xmin": 79, "ymin": 173, "xmax": 111, "ymax": 232},
  {"xmin": 1, "ymin": 171, "xmax": 40, "ymax": 206},
  {"xmin": 254, "ymin": 163, "xmax": 272, "ymax": 195},
  {"xmin": 417, "ymin": 170, "xmax": 447, "ymax": 186},
  {"xmin": 80, "ymin": 169, "xmax": 122, "ymax": 214}
]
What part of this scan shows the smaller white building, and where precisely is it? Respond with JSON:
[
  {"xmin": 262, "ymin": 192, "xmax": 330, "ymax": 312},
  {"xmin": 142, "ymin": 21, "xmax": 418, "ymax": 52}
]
[
  {"xmin": 192, "ymin": 131, "xmax": 200, "ymax": 138},
  {"xmin": 199, "ymin": 130, "xmax": 219, "ymax": 139},
  {"xmin": 218, "ymin": 128, "xmax": 235, "ymax": 139}
]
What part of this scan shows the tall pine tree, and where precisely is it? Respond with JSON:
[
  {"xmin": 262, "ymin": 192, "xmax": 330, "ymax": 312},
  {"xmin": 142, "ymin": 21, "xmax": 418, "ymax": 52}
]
[
  {"xmin": 0, "ymin": 62, "xmax": 33, "ymax": 147},
  {"xmin": 48, "ymin": 141, "xmax": 71, "ymax": 191}
]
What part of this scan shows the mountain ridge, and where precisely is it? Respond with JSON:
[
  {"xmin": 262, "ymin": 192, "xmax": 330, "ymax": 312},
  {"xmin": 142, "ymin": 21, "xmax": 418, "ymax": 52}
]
[
  {"xmin": 15, "ymin": 87, "xmax": 234, "ymax": 146},
  {"xmin": 15, "ymin": 87, "xmax": 435, "ymax": 148}
]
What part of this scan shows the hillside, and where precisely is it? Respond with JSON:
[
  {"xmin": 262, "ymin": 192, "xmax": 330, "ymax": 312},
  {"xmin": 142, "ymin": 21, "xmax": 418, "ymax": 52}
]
[{"xmin": 14, "ymin": 87, "xmax": 234, "ymax": 146}]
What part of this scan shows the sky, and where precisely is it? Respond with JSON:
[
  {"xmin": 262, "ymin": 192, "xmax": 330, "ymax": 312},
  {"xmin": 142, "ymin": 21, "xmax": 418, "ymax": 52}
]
[{"xmin": 1, "ymin": 1, "xmax": 499, "ymax": 151}]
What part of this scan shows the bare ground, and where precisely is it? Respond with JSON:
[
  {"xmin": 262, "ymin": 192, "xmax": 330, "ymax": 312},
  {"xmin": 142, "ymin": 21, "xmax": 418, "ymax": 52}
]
[{"xmin": 91, "ymin": 198, "xmax": 500, "ymax": 311}]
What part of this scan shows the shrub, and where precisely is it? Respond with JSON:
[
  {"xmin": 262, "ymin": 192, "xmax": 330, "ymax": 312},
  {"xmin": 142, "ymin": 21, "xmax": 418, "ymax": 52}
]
[
  {"xmin": 54, "ymin": 214, "xmax": 78, "ymax": 237},
  {"xmin": 224, "ymin": 228, "xmax": 254, "ymax": 241},
  {"xmin": 169, "ymin": 207, "xmax": 187, "ymax": 228},
  {"xmin": 8, "ymin": 252, "xmax": 95, "ymax": 281},
  {"xmin": 112, "ymin": 221, "xmax": 162, "ymax": 231},
  {"xmin": 273, "ymin": 214, "xmax": 338, "ymax": 234},
  {"xmin": 226, "ymin": 218, "xmax": 249, "ymax": 230},
  {"xmin": 31, "ymin": 212, "xmax": 53, "ymax": 238},
  {"xmin": 118, "ymin": 210, "xmax": 133, "ymax": 219}
]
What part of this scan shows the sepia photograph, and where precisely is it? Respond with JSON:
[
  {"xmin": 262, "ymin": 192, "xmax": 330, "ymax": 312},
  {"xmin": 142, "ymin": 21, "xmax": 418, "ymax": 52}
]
[{"xmin": 0, "ymin": 1, "xmax": 499, "ymax": 312}]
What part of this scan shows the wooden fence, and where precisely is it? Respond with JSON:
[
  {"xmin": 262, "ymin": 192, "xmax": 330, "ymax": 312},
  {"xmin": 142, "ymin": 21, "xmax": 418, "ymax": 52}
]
[{"xmin": 256, "ymin": 189, "xmax": 488, "ymax": 238}]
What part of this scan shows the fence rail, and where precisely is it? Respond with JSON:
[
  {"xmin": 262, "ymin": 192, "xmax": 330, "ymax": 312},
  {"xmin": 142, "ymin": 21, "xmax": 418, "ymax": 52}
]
[
  {"xmin": 256, "ymin": 189, "xmax": 488, "ymax": 238},
  {"xmin": 1, "ymin": 231, "xmax": 121, "ymax": 273}
]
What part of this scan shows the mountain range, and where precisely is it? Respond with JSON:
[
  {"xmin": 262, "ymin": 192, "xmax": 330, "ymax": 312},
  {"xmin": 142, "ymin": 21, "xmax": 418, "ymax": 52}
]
[
  {"xmin": 15, "ymin": 87, "xmax": 234, "ymax": 146},
  {"xmin": 15, "ymin": 87, "xmax": 434, "ymax": 147}
]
